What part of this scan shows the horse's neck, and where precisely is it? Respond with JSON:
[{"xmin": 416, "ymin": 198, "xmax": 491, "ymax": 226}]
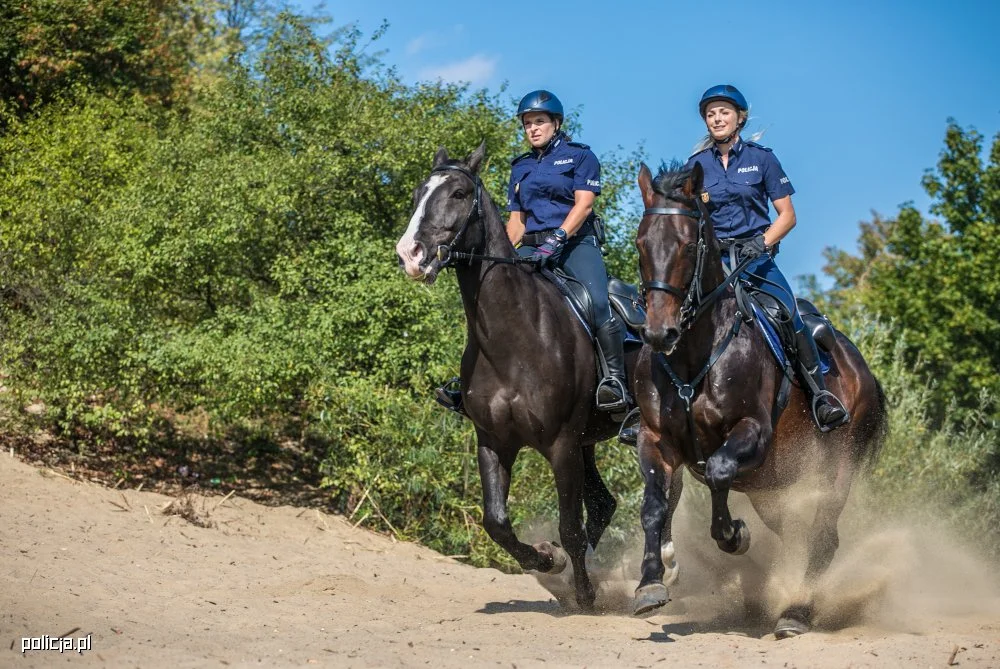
[
  {"xmin": 676, "ymin": 241, "xmax": 732, "ymax": 369},
  {"xmin": 454, "ymin": 196, "xmax": 522, "ymax": 332}
]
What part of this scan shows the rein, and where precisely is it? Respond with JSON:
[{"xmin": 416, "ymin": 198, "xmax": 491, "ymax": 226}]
[
  {"xmin": 430, "ymin": 164, "xmax": 535, "ymax": 268},
  {"xmin": 640, "ymin": 197, "xmax": 756, "ymax": 470}
]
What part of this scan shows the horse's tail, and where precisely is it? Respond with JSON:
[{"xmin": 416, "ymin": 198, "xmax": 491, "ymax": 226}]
[{"xmin": 858, "ymin": 375, "xmax": 890, "ymax": 471}]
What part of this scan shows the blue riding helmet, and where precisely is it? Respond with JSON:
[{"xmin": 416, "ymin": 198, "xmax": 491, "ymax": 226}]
[
  {"xmin": 698, "ymin": 84, "xmax": 749, "ymax": 117},
  {"xmin": 516, "ymin": 90, "xmax": 564, "ymax": 122}
]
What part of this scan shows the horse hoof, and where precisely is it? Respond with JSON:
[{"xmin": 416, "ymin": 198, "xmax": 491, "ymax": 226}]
[
  {"xmin": 717, "ymin": 519, "xmax": 751, "ymax": 555},
  {"xmin": 774, "ymin": 615, "xmax": 810, "ymax": 639},
  {"xmin": 533, "ymin": 541, "xmax": 568, "ymax": 574},
  {"xmin": 633, "ymin": 582, "xmax": 670, "ymax": 616},
  {"xmin": 661, "ymin": 541, "xmax": 680, "ymax": 587}
]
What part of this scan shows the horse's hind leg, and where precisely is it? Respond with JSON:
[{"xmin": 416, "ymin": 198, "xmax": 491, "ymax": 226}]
[
  {"xmin": 774, "ymin": 450, "xmax": 856, "ymax": 639},
  {"xmin": 581, "ymin": 444, "xmax": 616, "ymax": 550},
  {"xmin": 477, "ymin": 442, "xmax": 565, "ymax": 573}
]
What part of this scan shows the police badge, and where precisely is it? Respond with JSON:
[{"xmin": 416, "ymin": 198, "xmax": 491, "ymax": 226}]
[{"xmin": 700, "ymin": 191, "xmax": 710, "ymax": 203}]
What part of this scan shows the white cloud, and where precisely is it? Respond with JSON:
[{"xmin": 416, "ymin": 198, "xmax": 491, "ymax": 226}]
[
  {"xmin": 405, "ymin": 34, "xmax": 430, "ymax": 56},
  {"xmin": 418, "ymin": 54, "xmax": 498, "ymax": 86}
]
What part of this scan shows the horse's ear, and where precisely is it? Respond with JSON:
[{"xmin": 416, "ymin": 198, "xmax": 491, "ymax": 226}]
[
  {"xmin": 433, "ymin": 146, "xmax": 449, "ymax": 167},
  {"xmin": 638, "ymin": 162, "xmax": 655, "ymax": 209},
  {"xmin": 466, "ymin": 140, "xmax": 487, "ymax": 174},
  {"xmin": 685, "ymin": 162, "xmax": 704, "ymax": 199}
]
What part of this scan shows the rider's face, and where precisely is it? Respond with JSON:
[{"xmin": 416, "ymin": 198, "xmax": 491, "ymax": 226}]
[
  {"xmin": 704, "ymin": 101, "xmax": 741, "ymax": 141},
  {"xmin": 522, "ymin": 112, "xmax": 558, "ymax": 148}
]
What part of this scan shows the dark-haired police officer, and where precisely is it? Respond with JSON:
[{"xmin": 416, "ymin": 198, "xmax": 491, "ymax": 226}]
[
  {"xmin": 684, "ymin": 84, "xmax": 849, "ymax": 431},
  {"xmin": 436, "ymin": 90, "xmax": 631, "ymax": 415}
]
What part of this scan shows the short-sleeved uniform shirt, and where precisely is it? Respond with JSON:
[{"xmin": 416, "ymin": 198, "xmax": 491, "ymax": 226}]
[
  {"xmin": 507, "ymin": 133, "xmax": 601, "ymax": 234},
  {"xmin": 683, "ymin": 139, "xmax": 794, "ymax": 239}
]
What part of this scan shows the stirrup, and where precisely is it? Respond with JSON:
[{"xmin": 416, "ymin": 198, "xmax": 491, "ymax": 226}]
[
  {"xmin": 618, "ymin": 407, "xmax": 641, "ymax": 447},
  {"xmin": 811, "ymin": 391, "xmax": 849, "ymax": 433},
  {"xmin": 596, "ymin": 376, "xmax": 630, "ymax": 413},
  {"xmin": 434, "ymin": 377, "xmax": 466, "ymax": 416}
]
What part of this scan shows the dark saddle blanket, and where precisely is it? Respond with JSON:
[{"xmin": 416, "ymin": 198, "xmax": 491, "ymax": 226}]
[
  {"xmin": 542, "ymin": 269, "xmax": 646, "ymax": 344},
  {"xmin": 743, "ymin": 291, "xmax": 836, "ymax": 374}
]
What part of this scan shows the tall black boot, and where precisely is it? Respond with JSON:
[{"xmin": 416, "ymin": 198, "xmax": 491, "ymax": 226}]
[
  {"xmin": 595, "ymin": 316, "xmax": 631, "ymax": 413},
  {"xmin": 794, "ymin": 328, "xmax": 849, "ymax": 432}
]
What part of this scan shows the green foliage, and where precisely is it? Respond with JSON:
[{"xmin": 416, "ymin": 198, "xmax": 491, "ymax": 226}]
[
  {"xmin": 815, "ymin": 120, "xmax": 1000, "ymax": 418},
  {"xmin": 0, "ymin": 0, "xmax": 212, "ymax": 121},
  {"xmin": 840, "ymin": 316, "xmax": 1000, "ymax": 551}
]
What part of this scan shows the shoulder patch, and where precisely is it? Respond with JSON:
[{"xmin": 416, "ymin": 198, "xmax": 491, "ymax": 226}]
[
  {"xmin": 745, "ymin": 141, "xmax": 774, "ymax": 153},
  {"xmin": 510, "ymin": 151, "xmax": 532, "ymax": 165}
]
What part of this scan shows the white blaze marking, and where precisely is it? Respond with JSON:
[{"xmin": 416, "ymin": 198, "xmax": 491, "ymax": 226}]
[{"xmin": 396, "ymin": 174, "xmax": 447, "ymax": 276}]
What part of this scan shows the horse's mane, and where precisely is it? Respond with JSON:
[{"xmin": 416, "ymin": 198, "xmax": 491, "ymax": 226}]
[{"xmin": 651, "ymin": 160, "xmax": 694, "ymax": 203}]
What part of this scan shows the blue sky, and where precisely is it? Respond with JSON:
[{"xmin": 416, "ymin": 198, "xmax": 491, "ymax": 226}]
[{"xmin": 299, "ymin": 1, "xmax": 1000, "ymax": 284}]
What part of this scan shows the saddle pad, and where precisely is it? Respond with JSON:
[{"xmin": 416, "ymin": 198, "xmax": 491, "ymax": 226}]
[{"xmin": 750, "ymin": 302, "xmax": 830, "ymax": 375}]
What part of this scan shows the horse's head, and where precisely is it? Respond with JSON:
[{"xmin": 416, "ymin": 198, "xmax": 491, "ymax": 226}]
[
  {"xmin": 396, "ymin": 141, "xmax": 487, "ymax": 285},
  {"xmin": 636, "ymin": 161, "xmax": 708, "ymax": 353}
]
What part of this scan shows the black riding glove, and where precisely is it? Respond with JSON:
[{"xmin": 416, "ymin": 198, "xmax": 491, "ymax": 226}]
[
  {"xmin": 528, "ymin": 229, "xmax": 567, "ymax": 267},
  {"xmin": 739, "ymin": 233, "xmax": 768, "ymax": 262}
]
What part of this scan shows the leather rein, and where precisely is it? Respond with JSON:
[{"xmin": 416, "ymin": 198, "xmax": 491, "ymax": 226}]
[
  {"xmin": 640, "ymin": 199, "xmax": 756, "ymax": 331},
  {"xmin": 639, "ymin": 197, "xmax": 758, "ymax": 470}
]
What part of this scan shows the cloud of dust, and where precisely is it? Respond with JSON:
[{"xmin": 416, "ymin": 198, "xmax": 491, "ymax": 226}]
[{"xmin": 520, "ymin": 453, "xmax": 1000, "ymax": 632}]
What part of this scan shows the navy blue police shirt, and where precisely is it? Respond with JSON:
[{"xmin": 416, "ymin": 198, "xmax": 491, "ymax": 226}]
[
  {"xmin": 683, "ymin": 138, "xmax": 794, "ymax": 239},
  {"xmin": 507, "ymin": 133, "xmax": 601, "ymax": 234}
]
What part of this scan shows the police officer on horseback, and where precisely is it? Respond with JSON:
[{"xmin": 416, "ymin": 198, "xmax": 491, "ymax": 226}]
[
  {"xmin": 684, "ymin": 84, "xmax": 849, "ymax": 431},
  {"xmin": 437, "ymin": 89, "xmax": 631, "ymax": 415}
]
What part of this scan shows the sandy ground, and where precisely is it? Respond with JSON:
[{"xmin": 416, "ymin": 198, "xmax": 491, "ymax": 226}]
[{"xmin": 2, "ymin": 451, "xmax": 999, "ymax": 668}]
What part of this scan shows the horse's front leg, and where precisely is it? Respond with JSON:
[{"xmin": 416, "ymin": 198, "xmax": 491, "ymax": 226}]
[
  {"xmin": 478, "ymin": 441, "xmax": 565, "ymax": 573},
  {"xmin": 549, "ymin": 440, "xmax": 596, "ymax": 611},
  {"xmin": 706, "ymin": 416, "xmax": 770, "ymax": 555},
  {"xmin": 633, "ymin": 425, "xmax": 680, "ymax": 615}
]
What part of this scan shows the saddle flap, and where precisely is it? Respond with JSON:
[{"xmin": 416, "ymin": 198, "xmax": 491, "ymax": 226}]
[
  {"xmin": 544, "ymin": 268, "xmax": 596, "ymax": 330},
  {"xmin": 607, "ymin": 277, "xmax": 647, "ymax": 331}
]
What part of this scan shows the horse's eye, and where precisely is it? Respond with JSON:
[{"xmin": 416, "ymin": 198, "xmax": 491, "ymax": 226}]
[{"xmin": 451, "ymin": 190, "xmax": 466, "ymax": 199}]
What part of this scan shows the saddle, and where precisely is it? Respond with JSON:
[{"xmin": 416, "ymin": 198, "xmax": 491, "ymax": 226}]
[
  {"xmin": 738, "ymin": 291, "xmax": 835, "ymax": 373},
  {"xmin": 541, "ymin": 269, "xmax": 646, "ymax": 344}
]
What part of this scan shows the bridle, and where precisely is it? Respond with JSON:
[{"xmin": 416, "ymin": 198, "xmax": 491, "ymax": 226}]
[
  {"xmin": 640, "ymin": 197, "xmax": 756, "ymax": 331},
  {"xmin": 429, "ymin": 164, "xmax": 533, "ymax": 268},
  {"xmin": 640, "ymin": 195, "xmax": 760, "ymax": 471}
]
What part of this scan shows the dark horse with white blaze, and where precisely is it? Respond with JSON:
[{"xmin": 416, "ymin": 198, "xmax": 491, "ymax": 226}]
[
  {"xmin": 395, "ymin": 142, "xmax": 660, "ymax": 610},
  {"xmin": 631, "ymin": 161, "xmax": 887, "ymax": 637}
]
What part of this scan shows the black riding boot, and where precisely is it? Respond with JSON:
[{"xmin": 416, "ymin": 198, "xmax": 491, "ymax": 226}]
[
  {"xmin": 595, "ymin": 316, "xmax": 631, "ymax": 413},
  {"xmin": 794, "ymin": 328, "xmax": 849, "ymax": 432}
]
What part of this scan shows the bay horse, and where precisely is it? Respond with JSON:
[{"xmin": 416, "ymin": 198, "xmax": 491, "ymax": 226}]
[
  {"xmin": 395, "ymin": 143, "xmax": 668, "ymax": 610},
  {"xmin": 631, "ymin": 161, "xmax": 887, "ymax": 637}
]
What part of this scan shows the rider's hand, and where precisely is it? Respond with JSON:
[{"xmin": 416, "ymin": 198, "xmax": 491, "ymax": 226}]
[
  {"xmin": 738, "ymin": 233, "xmax": 768, "ymax": 262},
  {"xmin": 528, "ymin": 229, "xmax": 567, "ymax": 267}
]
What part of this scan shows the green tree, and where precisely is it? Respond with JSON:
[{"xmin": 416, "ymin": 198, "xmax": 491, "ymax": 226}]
[{"xmin": 816, "ymin": 120, "xmax": 1000, "ymax": 416}]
